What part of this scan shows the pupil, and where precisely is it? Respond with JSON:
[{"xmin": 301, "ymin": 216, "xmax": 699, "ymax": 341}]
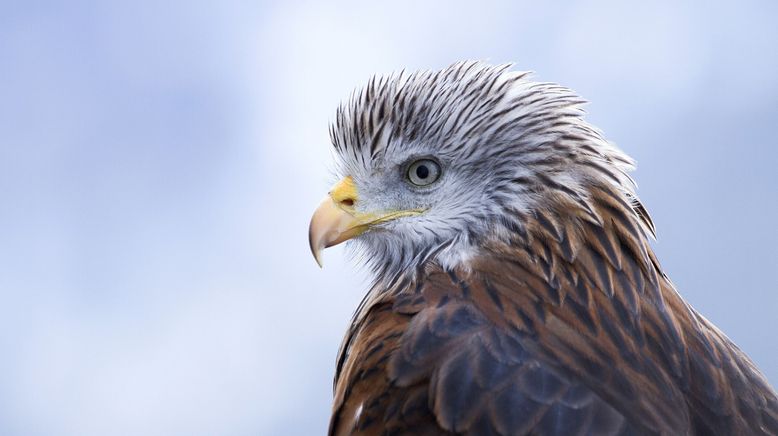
[{"xmin": 415, "ymin": 165, "xmax": 430, "ymax": 179}]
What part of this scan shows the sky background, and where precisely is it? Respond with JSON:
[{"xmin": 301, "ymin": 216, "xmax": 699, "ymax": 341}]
[{"xmin": 1, "ymin": 1, "xmax": 776, "ymax": 435}]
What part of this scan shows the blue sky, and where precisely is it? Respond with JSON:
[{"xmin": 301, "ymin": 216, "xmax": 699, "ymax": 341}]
[{"xmin": 1, "ymin": 1, "xmax": 776, "ymax": 434}]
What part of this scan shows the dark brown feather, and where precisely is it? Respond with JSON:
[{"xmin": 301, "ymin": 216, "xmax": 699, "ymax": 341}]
[{"xmin": 329, "ymin": 182, "xmax": 778, "ymax": 436}]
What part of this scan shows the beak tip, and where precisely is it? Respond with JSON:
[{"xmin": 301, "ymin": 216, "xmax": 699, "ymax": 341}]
[
  {"xmin": 309, "ymin": 235, "xmax": 324, "ymax": 268},
  {"xmin": 309, "ymin": 221, "xmax": 325, "ymax": 268},
  {"xmin": 313, "ymin": 250, "xmax": 324, "ymax": 268}
]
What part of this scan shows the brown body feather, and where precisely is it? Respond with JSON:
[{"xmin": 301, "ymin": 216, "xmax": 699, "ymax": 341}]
[{"xmin": 329, "ymin": 180, "xmax": 778, "ymax": 436}]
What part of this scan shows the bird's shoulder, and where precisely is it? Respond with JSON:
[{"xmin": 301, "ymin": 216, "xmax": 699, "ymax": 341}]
[{"xmin": 330, "ymin": 266, "xmax": 653, "ymax": 436}]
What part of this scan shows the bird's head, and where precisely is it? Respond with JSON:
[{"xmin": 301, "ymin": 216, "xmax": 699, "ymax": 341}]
[{"xmin": 309, "ymin": 61, "xmax": 639, "ymax": 281}]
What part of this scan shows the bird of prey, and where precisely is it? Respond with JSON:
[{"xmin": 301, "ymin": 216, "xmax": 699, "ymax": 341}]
[{"xmin": 308, "ymin": 61, "xmax": 778, "ymax": 435}]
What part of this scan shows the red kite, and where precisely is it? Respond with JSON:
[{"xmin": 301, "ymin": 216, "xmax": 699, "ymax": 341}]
[{"xmin": 309, "ymin": 62, "xmax": 778, "ymax": 435}]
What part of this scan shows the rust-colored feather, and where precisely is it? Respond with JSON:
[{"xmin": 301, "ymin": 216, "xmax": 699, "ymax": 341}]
[{"xmin": 329, "ymin": 180, "xmax": 778, "ymax": 436}]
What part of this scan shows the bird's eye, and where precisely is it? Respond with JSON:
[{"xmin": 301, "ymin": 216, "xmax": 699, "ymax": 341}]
[{"xmin": 407, "ymin": 159, "xmax": 441, "ymax": 186}]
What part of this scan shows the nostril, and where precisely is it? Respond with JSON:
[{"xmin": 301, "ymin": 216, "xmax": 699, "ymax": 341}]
[{"xmin": 340, "ymin": 198, "xmax": 355, "ymax": 207}]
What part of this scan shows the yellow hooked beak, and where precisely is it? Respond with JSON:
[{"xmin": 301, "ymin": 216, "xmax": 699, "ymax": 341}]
[{"xmin": 308, "ymin": 176, "xmax": 423, "ymax": 267}]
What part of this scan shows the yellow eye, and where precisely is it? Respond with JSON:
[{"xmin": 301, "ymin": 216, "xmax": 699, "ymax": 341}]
[{"xmin": 407, "ymin": 159, "xmax": 441, "ymax": 186}]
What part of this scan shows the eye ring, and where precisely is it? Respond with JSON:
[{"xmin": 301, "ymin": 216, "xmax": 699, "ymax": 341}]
[{"xmin": 407, "ymin": 159, "xmax": 441, "ymax": 186}]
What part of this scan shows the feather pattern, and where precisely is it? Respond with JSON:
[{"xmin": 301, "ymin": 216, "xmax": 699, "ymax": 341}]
[{"xmin": 324, "ymin": 62, "xmax": 778, "ymax": 435}]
